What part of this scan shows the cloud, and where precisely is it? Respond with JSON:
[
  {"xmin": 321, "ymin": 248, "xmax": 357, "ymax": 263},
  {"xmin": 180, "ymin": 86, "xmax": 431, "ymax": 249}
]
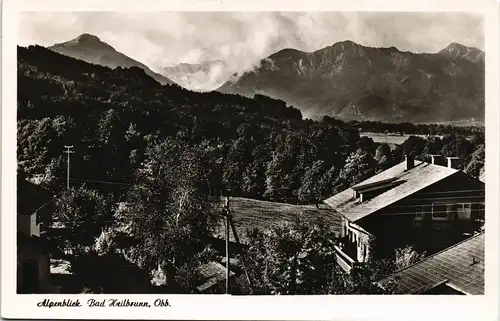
[{"xmin": 18, "ymin": 11, "xmax": 484, "ymax": 90}]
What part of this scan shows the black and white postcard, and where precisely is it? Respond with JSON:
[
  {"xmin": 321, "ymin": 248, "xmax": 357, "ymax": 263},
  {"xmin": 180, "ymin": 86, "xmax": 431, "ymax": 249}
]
[{"xmin": 2, "ymin": 0, "xmax": 499, "ymax": 320}]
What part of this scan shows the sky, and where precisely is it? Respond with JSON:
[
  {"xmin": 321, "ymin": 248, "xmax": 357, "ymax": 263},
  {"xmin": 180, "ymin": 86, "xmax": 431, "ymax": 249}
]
[{"xmin": 19, "ymin": 12, "xmax": 484, "ymax": 90}]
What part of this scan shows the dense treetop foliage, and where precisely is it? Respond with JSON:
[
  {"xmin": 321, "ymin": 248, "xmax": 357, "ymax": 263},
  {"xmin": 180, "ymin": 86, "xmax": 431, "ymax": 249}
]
[{"xmin": 350, "ymin": 120, "xmax": 485, "ymax": 137}]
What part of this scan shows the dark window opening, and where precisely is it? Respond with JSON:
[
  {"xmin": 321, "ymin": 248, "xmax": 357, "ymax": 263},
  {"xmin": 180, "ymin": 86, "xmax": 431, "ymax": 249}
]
[{"xmin": 432, "ymin": 204, "xmax": 448, "ymax": 219}]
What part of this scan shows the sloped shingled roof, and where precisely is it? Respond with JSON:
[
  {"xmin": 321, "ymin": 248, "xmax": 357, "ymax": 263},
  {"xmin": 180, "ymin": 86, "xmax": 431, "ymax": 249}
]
[
  {"xmin": 196, "ymin": 261, "xmax": 235, "ymax": 293},
  {"xmin": 17, "ymin": 178, "xmax": 54, "ymax": 215},
  {"xmin": 323, "ymin": 161, "xmax": 458, "ymax": 222},
  {"xmin": 376, "ymin": 232, "xmax": 484, "ymax": 294}
]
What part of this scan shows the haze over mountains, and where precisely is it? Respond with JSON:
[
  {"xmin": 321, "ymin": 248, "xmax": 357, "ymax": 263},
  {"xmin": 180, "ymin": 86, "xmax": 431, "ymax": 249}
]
[
  {"xmin": 49, "ymin": 34, "xmax": 175, "ymax": 86},
  {"xmin": 163, "ymin": 60, "xmax": 228, "ymax": 91},
  {"xmin": 45, "ymin": 33, "xmax": 484, "ymax": 124}
]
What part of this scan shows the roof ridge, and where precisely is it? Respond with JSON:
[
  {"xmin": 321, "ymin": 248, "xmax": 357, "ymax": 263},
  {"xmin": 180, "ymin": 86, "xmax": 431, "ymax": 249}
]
[
  {"xmin": 378, "ymin": 231, "xmax": 485, "ymax": 282},
  {"xmin": 352, "ymin": 160, "xmax": 422, "ymax": 187}
]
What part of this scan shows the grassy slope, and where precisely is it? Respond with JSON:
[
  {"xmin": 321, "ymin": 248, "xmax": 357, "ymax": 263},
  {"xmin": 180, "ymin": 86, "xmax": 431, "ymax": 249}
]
[{"xmin": 213, "ymin": 197, "xmax": 342, "ymax": 244}]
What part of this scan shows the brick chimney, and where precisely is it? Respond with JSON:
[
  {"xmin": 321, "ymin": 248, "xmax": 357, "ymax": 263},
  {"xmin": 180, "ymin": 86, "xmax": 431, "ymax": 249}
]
[
  {"xmin": 405, "ymin": 154, "xmax": 414, "ymax": 171},
  {"xmin": 430, "ymin": 154, "xmax": 445, "ymax": 166},
  {"xmin": 447, "ymin": 157, "xmax": 460, "ymax": 169}
]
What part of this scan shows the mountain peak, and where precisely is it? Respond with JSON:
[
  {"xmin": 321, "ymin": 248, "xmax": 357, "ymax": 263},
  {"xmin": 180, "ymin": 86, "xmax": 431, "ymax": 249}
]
[
  {"xmin": 442, "ymin": 42, "xmax": 469, "ymax": 53},
  {"xmin": 47, "ymin": 33, "xmax": 175, "ymax": 86},
  {"xmin": 52, "ymin": 33, "xmax": 113, "ymax": 50},
  {"xmin": 75, "ymin": 33, "xmax": 101, "ymax": 42},
  {"xmin": 268, "ymin": 48, "xmax": 305, "ymax": 60},
  {"xmin": 439, "ymin": 42, "xmax": 484, "ymax": 63},
  {"xmin": 326, "ymin": 40, "xmax": 360, "ymax": 50}
]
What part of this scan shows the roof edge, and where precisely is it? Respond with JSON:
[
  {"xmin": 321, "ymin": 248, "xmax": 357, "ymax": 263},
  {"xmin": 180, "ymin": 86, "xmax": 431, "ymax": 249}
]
[{"xmin": 376, "ymin": 231, "xmax": 485, "ymax": 285}]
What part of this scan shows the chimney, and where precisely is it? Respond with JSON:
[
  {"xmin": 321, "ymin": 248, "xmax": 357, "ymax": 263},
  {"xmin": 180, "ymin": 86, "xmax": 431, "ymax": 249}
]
[
  {"xmin": 430, "ymin": 154, "xmax": 445, "ymax": 166},
  {"xmin": 447, "ymin": 157, "xmax": 460, "ymax": 169},
  {"xmin": 405, "ymin": 154, "xmax": 414, "ymax": 171}
]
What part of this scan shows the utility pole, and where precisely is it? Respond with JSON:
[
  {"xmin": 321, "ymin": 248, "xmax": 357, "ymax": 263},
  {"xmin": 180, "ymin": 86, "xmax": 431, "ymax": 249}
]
[
  {"xmin": 224, "ymin": 196, "xmax": 230, "ymax": 294},
  {"xmin": 228, "ymin": 213, "xmax": 254, "ymax": 293},
  {"xmin": 63, "ymin": 145, "xmax": 74, "ymax": 189}
]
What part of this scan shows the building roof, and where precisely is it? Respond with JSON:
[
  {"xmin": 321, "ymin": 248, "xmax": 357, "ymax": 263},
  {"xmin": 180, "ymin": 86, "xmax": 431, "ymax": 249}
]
[
  {"xmin": 17, "ymin": 178, "xmax": 54, "ymax": 215},
  {"xmin": 213, "ymin": 197, "xmax": 343, "ymax": 244},
  {"xmin": 196, "ymin": 261, "xmax": 235, "ymax": 293},
  {"xmin": 376, "ymin": 232, "xmax": 484, "ymax": 294},
  {"xmin": 323, "ymin": 161, "xmax": 459, "ymax": 222}
]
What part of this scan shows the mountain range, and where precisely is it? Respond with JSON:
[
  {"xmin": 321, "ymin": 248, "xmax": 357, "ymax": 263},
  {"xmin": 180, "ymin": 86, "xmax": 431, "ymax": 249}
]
[
  {"xmin": 46, "ymin": 33, "xmax": 484, "ymax": 123},
  {"xmin": 49, "ymin": 33, "xmax": 175, "ymax": 86},
  {"xmin": 218, "ymin": 41, "xmax": 485, "ymax": 123}
]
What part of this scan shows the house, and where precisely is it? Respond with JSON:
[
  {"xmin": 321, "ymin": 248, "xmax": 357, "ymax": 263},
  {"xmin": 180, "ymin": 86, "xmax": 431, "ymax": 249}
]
[
  {"xmin": 375, "ymin": 232, "xmax": 484, "ymax": 294},
  {"xmin": 17, "ymin": 178, "xmax": 57, "ymax": 293},
  {"xmin": 17, "ymin": 178, "xmax": 55, "ymax": 237},
  {"xmin": 323, "ymin": 155, "xmax": 485, "ymax": 272}
]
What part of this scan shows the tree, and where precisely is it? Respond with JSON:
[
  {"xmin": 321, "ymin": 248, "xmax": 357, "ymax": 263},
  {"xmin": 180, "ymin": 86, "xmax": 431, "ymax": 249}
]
[
  {"xmin": 394, "ymin": 245, "xmax": 426, "ymax": 270},
  {"xmin": 238, "ymin": 217, "xmax": 401, "ymax": 295},
  {"xmin": 297, "ymin": 160, "xmax": 326, "ymax": 205},
  {"xmin": 463, "ymin": 144, "xmax": 485, "ymax": 179},
  {"xmin": 222, "ymin": 135, "xmax": 252, "ymax": 195},
  {"xmin": 393, "ymin": 135, "xmax": 426, "ymax": 162},
  {"xmin": 239, "ymin": 218, "xmax": 339, "ymax": 294},
  {"xmin": 440, "ymin": 133, "xmax": 474, "ymax": 166},
  {"xmin": 357, "ymin": 136, "xmax": 377, "ymax": 154},
  {"xmin": 344, "ymin": 258, "xmax": 396, "ymax": 294},
  {"xmin": 318, "ymin": 164, "xmax": 339, "ymax": 200},
  {"xmin": 123, "ymin": 138, "xmax": 221, "ymax": 291},
  {"xmin": 53, "ymin": 186, "xmax": 114, "ymax": 254},
  {"xmin": 375, "ymin": 143, "xmax": 391, "ymax": 162},
  {"xmin": 240, "ymin": 143, "xmax": 271, "ymax": 198},
  {"xmin": 375, "ymin": 143, "xmax": 393, "ymax": 170},
  {"xmin": 264, "ymin": 134, "xmax": 306, "ymax": 201},
  {"xmin": 17, "ymin": 116, "xmax": 75, "ymax": 183},
  {"xmin": 335, "ymin": 148, "xmax": 378, "ymax": 192}
]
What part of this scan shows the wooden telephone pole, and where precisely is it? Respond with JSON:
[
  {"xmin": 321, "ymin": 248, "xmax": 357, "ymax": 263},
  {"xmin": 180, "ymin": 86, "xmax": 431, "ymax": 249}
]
[
  {"xmin": 223, "ymin": 195, "xmax": 254, "ymax": 294},
  {"xmin": 224, "ymin": 196, "xmax": 230, "ymax": 294},
  {"xmin": 63, "ymin": 145, "xmax": 74, "ymax": 189}
]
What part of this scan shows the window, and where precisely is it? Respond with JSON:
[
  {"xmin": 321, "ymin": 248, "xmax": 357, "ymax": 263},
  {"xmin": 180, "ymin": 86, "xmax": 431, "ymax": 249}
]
[
  {"xmin": 415, "ymin": 206, "xmax": 424, "ymax": 220},
  {"xmin": 477, "ymin": 203, "xmax": 485, "ymax": 221},
  {"xmin": 432, "ymin": 204, "xmax": 448, "ymax": 219},
  {"xmin": 457, "ymin": 203, "xmax": 472, "ymax": 220}
]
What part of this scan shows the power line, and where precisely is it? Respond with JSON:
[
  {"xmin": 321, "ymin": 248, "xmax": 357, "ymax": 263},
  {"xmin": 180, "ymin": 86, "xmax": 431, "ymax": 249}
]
[
  {"xmin": 21, "ymin": 196, "xmax": 57, "ymax": 216},
  {"xmin": 402, "ymin": 189, "xmax": 485, "ymax": 196},
  {"xmin": 385, "ymin": 198, "xmax": 485, "ymax": 209},
  {"xmin": 392, "ymin": 195, "xmax": 485, "ymax": 202},
  {"xmin": 369, "ymin": 208, "xmax": 485, "ymax": 217},
  {"xmin": 48, "ymin": 206, "xmax": 485, "ymax": 222},
  {"xmin": 54, "ymin": 177, "xmax": 132, "ymax": 186}
]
